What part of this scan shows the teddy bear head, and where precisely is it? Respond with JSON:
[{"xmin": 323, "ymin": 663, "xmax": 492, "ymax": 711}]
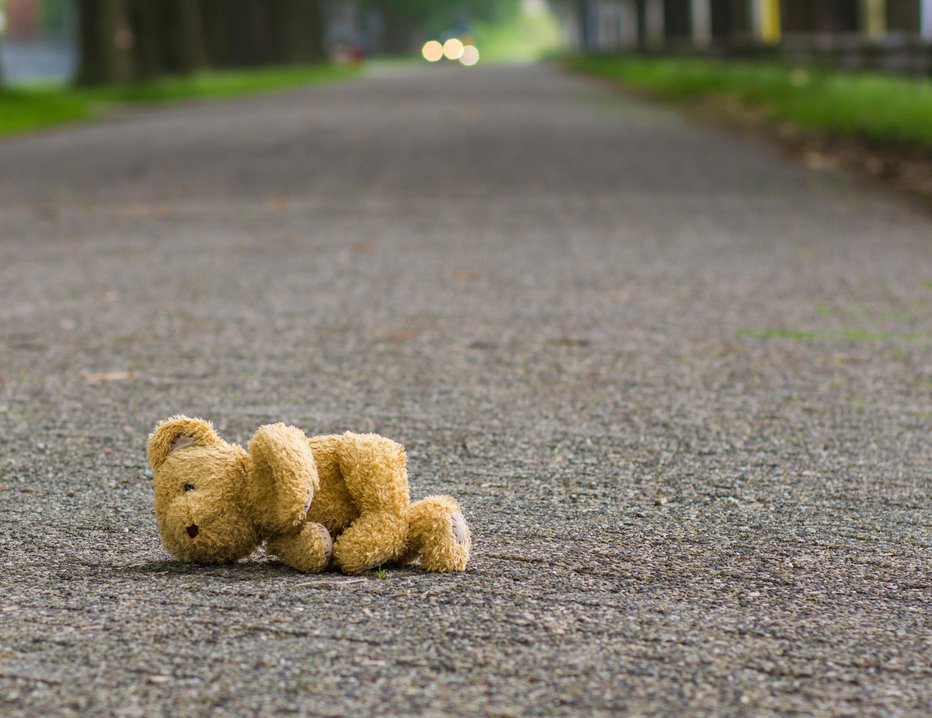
[{"xmin": 147, "ymin": 416, "xmax": 318, "ymax": 565}]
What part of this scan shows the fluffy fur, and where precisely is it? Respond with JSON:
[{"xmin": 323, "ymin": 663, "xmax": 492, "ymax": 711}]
[{"xmin": 147, "ymin": 416, "xmax": 471, "ymax": 573}]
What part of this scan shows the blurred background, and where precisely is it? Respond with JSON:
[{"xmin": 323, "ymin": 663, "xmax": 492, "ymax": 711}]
[
  {"xmin": 1, "ymin": 0, "xmax": 931, "ymax": 87},
  {"xmin": 0, "ymin": 0, "xmax": 560, "ymax": 85},
  {"xmin": 1, "ymin": 1, "xmax": 931, "ymax": 191}
]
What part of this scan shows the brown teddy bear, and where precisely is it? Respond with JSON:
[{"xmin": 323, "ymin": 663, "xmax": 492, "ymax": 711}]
[{"xmin": 147, "ymin": 416, "xmax": 471, "ymax": 574}]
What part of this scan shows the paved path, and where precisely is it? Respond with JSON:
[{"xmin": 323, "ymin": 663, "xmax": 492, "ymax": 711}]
[{"xmin": 0, "ymin": 64, "xmax": 929, "ymax": 717}]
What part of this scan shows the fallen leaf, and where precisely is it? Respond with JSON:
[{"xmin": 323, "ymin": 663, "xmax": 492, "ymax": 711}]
[{"xmin": 83, "ymin": 371, "xmax": 133, "ymax": 384}]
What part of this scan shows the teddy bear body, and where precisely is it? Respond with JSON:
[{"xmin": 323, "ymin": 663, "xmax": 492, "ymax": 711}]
[{"xmin": 147, "ymin": 417, "xmax": 470, "ymax": 574}]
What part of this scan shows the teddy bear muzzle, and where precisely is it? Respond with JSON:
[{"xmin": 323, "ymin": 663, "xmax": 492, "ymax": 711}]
[{"xmin": 156, "ymin": 494, "xmax": 259, "ymax": 564}]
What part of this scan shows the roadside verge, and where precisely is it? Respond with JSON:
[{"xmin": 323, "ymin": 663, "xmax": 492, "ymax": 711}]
[
  {"xmin": 566, "ymin": 55, "xmax": 932, "ymax": 202},
  {"xmin": 0, "ymin": 64, "xmax": 359, "ymax": 138}
]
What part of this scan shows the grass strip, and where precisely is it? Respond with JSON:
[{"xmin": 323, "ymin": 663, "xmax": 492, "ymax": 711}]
[
  {"xmin": 566, "ymin": 55, "xmax": 932, "ymax": 149},
  {"xmin": 0, "ymin": 64, "xmax": 358, "ymax": 137}
]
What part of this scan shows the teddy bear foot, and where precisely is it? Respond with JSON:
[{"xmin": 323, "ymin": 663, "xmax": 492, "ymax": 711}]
[
  {"xmin": 267, "ymin": 522, "xmax": 333, "ymax": 573},
  {"xmin": 406, "ymin": 497, "xmax": 471, "ymax": 572},
  {"xmin": 331, "ymin": 512, "xmax": 409, "ymax": 574}
]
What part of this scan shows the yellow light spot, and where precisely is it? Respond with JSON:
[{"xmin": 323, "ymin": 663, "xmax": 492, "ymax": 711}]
[
  {"xmin": 460, "ymin": 45, "xmax": 480, "ymax": 67},
  {"xmin": 443, "ymin": 38, "xmax": 465, "ymax": 61},
  {"xmin": 422, "ymin": 40, "xmax": 444, "ymax": 62},
  {"xmin": 789, "ymin": 69, "xmax": 809, "ymax": 87}
]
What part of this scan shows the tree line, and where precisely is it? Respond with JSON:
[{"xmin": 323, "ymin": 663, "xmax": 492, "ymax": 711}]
[
  {"xmin": 75, "ymin": 0, "xmax": 521, "ymax": 86},
  {"xmin": 372, "ymin": 0, "xmax": 518, "ymax": 53},
  {"xmin": 77, "ymin": 0, "xmax": 327, "ymax": 85}
]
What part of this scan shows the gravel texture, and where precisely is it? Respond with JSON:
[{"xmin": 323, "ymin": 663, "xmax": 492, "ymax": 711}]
[{"xmin": 0, "ymin": 62, "xmax": 929, "ymax": 717}]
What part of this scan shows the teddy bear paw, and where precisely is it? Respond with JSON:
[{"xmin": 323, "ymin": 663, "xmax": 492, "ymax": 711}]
[
  {"xmin": 451, "ymin": 512, "xmax": 469, "ymax": 547},
  {"xmin": 267, "ymin": 521, "xmax": 333, "ymax": 573},
  {"xmin": 317, "ymin": 524, "xmax": 333, "ymax": 562}
]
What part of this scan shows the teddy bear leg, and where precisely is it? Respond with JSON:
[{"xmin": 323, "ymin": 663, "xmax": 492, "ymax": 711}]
[
  {"xmin": 331, "ymin": 512, "xmax": 408, "ymax": 574},
  {"xmin": 266, "ymin": 522, "xmax": 333, "ymax": 573},
  {"xmin": 332, "ymin": 432, "xmax": 412, "ymax": 574},
  {"xmin": 405, "ymin": 496, "xmax": 471, "ymax": 572}
]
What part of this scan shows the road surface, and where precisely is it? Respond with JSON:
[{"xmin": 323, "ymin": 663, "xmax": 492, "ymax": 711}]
[{"xmin": 0, "ymin": 63, "xmax": 929, "ymax": 716}]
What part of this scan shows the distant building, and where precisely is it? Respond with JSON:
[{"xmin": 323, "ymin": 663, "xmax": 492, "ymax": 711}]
[
  {"xmin": 323, "ymin": 0, "xmax": 382, "ymax": 58},
  {"xmin": 1, "ymin": 0, "xmax": 78, "ymax": 83},
  {"xmin": 561, "ymin": 0, "xmax": 932, "ymax": 51},
  {"xmin": 5, "ymin": 0, "xmax": 74, "ymax": 41},
  {"xmin": 6, "ymin": 0, "xmax": 42, "ymax": 42},
  {"xmin": 782, "ymin": 0, "xmax": 922, "ymax": 37}
]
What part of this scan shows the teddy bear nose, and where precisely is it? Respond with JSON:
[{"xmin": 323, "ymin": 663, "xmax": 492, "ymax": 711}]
[{"xmin": 186, "ymin": 524, "xmax": 199, "ymax": 539}]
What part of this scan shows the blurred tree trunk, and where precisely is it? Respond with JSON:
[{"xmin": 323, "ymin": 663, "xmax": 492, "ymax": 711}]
[
  {"xmin": 380, "ymin": 3, "xmax": 417, "ymax": 55},
  {"xmin": 225, "ymin": 0, "xmax": 267, "ymax": 67},
  {"xmin": 577, "ymin": 0, "xmax": 595, "ymax": 51},
  {"xmin": 199, "ymin": 0, "xmax": 231, "ymax": 68},
  {"xmin": 76, "ymin": 0, "xmax": 122, "ymax": 85},
  {"xmin": 267, "ymin": 0, "xmax": 326, "ymax": 64},
  {"xmin": 268, "ymin": 0, "xmax": 308, "ymax": 63},
  {"xmin": 95, "ymin": 0, "xmax": 326, "ymax": 80},
  {"xmin": 304, "ymin": 0, "xmax": 327, "ymax": 62},
  {"xmin": 126, "ymin": 0, "xmax": 162, "ymax": 81},
  {"xmin": 159, "ymin": 0, "xmax": 204, "ymax": 75},
  {"xmin": 634, "ymin": 0, "xmax": 648, "ymax": 49}
]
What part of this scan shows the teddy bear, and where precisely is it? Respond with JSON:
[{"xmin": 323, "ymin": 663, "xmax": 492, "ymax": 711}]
[{"xmin": 146, "ymin": 416, "xmax": 471, "ymax": 574}]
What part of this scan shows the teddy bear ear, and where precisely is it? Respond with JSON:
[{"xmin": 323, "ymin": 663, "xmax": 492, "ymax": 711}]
[{"xmin": 147, "ymin": 416, "xmax": 222, "ymax": 471}]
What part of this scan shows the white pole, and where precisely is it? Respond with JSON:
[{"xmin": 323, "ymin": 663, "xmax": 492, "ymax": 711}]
[
  {"xmin": 751, "ymin": 0, "xmax": 780, "ymax": 44},
  {"xmin": 750, "ymin": 0, "xmax": 762, "ymax": 41},
  {"xmin": 563, "ymin": 0, "xmax": 581, "ymax": 51},
  {"xmin": 922, "ymin": 0, "xmax": 932, "ymax": 42},
  {"xmin": 596, "ymin": 0, "xmax": 607, "ymax": 48},
  {"xmin": 605, "ymin": 0, "xmax": 621, "ymax": 50},
  {"xmin": 612, "ymin": 0, "xmax": 624, "ymax": 48},
  {"xmin": 691, "ymin": 0, "xmax": 712, "ymax": 47}
]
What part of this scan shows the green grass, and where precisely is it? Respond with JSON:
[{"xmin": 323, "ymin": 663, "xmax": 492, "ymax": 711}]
[
  {"xmin": 566, "ymin": 55, "xmax": 932, "ymax": 148},
  {"xmin": 737, "ymin": 327, "xmax": 922, "ymax": 342},
  {"xmin": 0, "ymin": 86, "xmax": 91, "ymax": 135},
  {"xmin": 0, "ymin": 64, "xmax": 358, "ymax": 137},
  {"xmin": 367, "ymin": 565, "xmax": 388, "ymax": 579},
  {"xmin": 736, "ymin": 328, "xmax": 820, "ymax": 341}
]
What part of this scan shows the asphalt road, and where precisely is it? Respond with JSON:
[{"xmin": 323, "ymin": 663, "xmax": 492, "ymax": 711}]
[{"xmin": 0, "ymin": 63, "xmax": 929, "ymax": 717}]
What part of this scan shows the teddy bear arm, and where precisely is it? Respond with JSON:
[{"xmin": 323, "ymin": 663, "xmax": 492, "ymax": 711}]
[{"xmin": 247, "ymin": 423, "xmax": 318, "ymax": 535}]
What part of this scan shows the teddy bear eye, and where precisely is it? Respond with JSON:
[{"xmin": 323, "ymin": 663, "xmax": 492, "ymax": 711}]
[{"xmin": 183, "ymin": 483, "xmax": 195, "ymax": 492}]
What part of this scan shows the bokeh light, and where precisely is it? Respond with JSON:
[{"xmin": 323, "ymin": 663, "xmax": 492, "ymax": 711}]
[
  {"xmin": 460, "ymin": 45, "xmax": 480, "ymax": 67},
  {"xmin": 421, "ymin": 40, "xmax": 444, "ymax": 63},
  {"xmin": 443, "ymin": 38, "xmax": 465, "ymax": 61}
]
